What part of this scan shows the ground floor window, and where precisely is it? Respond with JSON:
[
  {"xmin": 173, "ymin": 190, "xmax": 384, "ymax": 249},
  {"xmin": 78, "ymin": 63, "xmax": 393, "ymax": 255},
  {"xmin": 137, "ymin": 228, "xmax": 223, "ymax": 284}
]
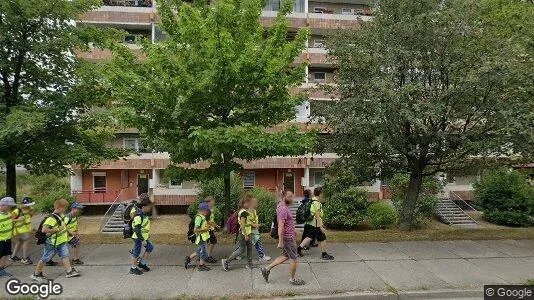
[
  {"xmin": 93, "ymin": 172, "xmax": 107, "ymax": 193},
  {"xmin": 312, "ymin": 169, "xmax": 325, "ymax": 187},
  {"xmin": 243, "ymin": 171, "xmax": 255, "ymax": 190}
]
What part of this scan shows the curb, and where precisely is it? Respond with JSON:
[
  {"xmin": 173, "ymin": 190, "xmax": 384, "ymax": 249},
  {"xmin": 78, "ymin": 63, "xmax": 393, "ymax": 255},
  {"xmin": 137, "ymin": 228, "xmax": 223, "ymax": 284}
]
[{"xmin": 271, "ymin": 289, "xmax": 483, "ymax": 300}]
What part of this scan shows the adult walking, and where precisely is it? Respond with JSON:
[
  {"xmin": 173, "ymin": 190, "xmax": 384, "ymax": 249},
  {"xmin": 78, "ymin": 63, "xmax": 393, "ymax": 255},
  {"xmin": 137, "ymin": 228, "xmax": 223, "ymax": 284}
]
[
  {"xmin": 297, "ymin": 187, "xmax": 334, "ymax": 260},
  {"xmin": 260, "ymin": 190, "xmax": 305, "ymax": 286}
]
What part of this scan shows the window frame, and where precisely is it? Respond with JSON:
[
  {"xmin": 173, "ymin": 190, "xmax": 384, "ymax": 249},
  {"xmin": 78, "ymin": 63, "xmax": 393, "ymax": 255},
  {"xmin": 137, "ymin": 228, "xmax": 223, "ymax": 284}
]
[
  {"xmin": 312, "ymin": 169, "xmax": 325, "ymax": 187},
  {"xmin": 313, "ymin": 72, "xmax": 327, "ymax": 82},
  {"xmin": 243, "ymin": 171, "xmax": 256, "ymax": 189},
  {"xmin": 92, "ymin": 172, "xmax": 107, "ymax": 193},
  {"xmin": 313, "ymin": 7, "xmax": 326, "ymax": 13},
  {"xmin": 123, "ymin": 138, "xmax": 139, "ymax": 151},
  {"xmin": 168, "ymin": 179, "xmax": 183, "ymax": 189}
]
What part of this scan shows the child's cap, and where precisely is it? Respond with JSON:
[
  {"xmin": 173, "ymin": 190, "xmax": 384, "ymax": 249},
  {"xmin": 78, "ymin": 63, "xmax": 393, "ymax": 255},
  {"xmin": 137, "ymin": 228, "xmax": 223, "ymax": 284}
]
[
  {"xmin": 71, "ymin": 202, "xmax": 85, "ymax": 209},
  {"xmin": 0, "ymin": 197, "xmax": 16, "ymax": 207},
  {"xmin": 21, "ymin": 197, "xmax": 35, "ymax": 207},
  {"xmin": 198, "ymin": 202, "xmax": 211, "ymax": 212}
]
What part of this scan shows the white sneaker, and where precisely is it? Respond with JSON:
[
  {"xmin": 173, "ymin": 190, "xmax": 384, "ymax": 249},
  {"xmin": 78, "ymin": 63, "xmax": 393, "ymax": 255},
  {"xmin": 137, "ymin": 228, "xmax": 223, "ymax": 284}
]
[{"xmin": 258, "ymin": 255, "xmax": 271, "ymax": 262}]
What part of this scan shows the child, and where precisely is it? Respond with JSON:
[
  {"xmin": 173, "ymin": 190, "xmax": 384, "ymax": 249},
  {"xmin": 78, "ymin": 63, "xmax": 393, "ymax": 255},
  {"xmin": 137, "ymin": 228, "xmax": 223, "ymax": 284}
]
[
  {"xmin": 184, "ymin": 202, "xmax": 211, "ymax": 271},
  {"xmin": 11, "ymin": 197, "xmax": 35, "ymax": 265},
  {"xmin": 0, "ymin": 197, "xmax": 17, "ymax": 277},
  {"xmin": 206, "ymin": 197, "xmax": 219, "ymax": 263},
  {"xmin": 221, "ymin": 195, "xmax": 254, "ymax": 271},
  {"xmin": 249, "ymin": 197, "xmax": 271, "ymax": 262},
  {"xmin": 31, "ymin": 199, "xmax": 80, "ymax": 281},
  {"xmin": 129, "ymin": 196, "xmax": 154, "ymax": 275},
  {"xmin": 65, "ymin": 202, "xmax": 84, "ymax": 265}
]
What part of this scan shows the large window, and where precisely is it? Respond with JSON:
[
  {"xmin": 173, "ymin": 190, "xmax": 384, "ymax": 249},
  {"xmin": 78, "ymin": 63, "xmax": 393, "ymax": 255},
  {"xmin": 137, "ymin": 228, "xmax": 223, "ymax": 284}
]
[
  {"xmin": 123, "ymin": 138, "xmax": 144, "ymax": 151},
  {"xmin": 93, "ymin": 172, "xmax": 107, "ymax": 193},
  {"xmin": 169, "ymin": 179, "xmax": 182, "ymax": 189},
  {"xmin": 313, "ymin": 72, "xmax": 326, "ymax": 82},
  {"xmin": 243, "ymin": 171, "xmax": 255, "ymax": 189},
  {"xmin": 264, "ymin": 0, "xmax": 304, "ymax": 12},
  {"xmin": 312, "ymin": 170, "xmax": 325, "ymax": 187}
]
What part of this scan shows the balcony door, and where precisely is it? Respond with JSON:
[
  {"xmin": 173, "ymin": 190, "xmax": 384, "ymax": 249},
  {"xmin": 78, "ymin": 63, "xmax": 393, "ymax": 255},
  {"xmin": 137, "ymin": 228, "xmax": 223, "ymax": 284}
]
[
  {"xmin": 282, "ymin": 172, "xmax": 295, "ymax": 194},
  {"xmin": 137, "ymin": 174, "xmax": 149, "ymax": 196}
]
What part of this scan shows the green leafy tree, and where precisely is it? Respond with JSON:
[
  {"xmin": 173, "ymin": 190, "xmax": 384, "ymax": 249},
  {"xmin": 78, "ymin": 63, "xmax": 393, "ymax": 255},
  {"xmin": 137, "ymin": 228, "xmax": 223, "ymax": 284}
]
[
  {"xmin": 0, "ymin": 0, "xmax": 123, "ymax": 199},
  {"xmin": 105, "ymin": 0, "xmax": 316, "ymax": 219},
  {"xmin": 325, "ymin": 0, "xmax": 534, "ymax": 229}
]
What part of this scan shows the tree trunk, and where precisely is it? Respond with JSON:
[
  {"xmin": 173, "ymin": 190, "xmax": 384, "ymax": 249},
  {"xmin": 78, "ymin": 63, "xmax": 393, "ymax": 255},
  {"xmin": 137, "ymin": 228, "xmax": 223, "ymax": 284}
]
[
  {"xmin": 5, "ymin": 163, "xmax": 17, "ymax": 200},
  {"xmin": 223, "ymin": 169, "xmax": 231, "ymax": 225},
  {"xmin": 399, "ymin": 171, "xmax": 423, "ymax": 230}
]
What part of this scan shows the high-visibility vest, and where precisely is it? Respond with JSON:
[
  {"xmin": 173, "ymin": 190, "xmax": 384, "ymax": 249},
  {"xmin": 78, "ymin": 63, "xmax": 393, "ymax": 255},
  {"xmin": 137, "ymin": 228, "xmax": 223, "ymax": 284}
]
[
  {"xmin": 0, "ymin": 212, "xmax": 13, "ymax": 241},
  {"xmin": 12, "ymin": 208, "xmax": 32, "ymax": 235}
]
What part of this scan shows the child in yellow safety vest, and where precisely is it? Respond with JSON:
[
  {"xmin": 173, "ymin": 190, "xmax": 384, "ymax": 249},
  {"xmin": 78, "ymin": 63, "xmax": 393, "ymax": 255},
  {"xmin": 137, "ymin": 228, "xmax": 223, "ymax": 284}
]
[
  {"xmin": 65, "ymin": 202, "xmax": 84, "ymax": 265},
  {"xmin": 10, "ymin": 197, "xmax": 35, "ymax": 265},
  {"xmin": 221, "ymin": 195, "xmax": 254, "ymax": 271},
  {"xmin": 129, "ymin": 196, "xmax": 154, "ymax": 275},
  {"xmin": 249, "ymin": 197, "xmax": 271, "ymax": 262},
  {"xmin": 184, "ymin": 202, "xmax": 212, "ymax": 271},
  {"xmin": 0, "ymin": 197, "xmax": 17, "ymax": 277}
]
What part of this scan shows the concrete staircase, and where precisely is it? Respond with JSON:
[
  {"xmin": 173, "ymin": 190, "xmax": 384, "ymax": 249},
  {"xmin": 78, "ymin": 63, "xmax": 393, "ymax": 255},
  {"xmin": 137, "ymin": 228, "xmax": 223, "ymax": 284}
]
[
  {"xmin": 436, "ymin": 198, "xmax": 477, "ymax": 227},
  {"xmin": 101, "ymin": 204, "xmax": 126, "ymax": 234}
]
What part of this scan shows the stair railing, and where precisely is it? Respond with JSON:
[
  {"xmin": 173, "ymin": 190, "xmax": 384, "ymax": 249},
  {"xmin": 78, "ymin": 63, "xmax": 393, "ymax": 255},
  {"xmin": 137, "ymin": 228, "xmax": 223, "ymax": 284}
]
[
  {"xmin": 436, "ymin": 198, "xmax": 454, "ymax": 225},
  {"xmin": 450, "ymin": 191, "xmax": 477, "ymax": 211},
  {"xmin": 99, "ymin": 189, "xmax": 125, "ymax": 232}
]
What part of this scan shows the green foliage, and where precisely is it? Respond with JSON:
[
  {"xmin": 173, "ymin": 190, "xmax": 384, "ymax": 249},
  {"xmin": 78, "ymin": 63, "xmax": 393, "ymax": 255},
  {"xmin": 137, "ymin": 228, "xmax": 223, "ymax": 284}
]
[
  {"xmin": 325, "ymin": 0, "xmax": 534, "ymax": 229},
  {"xmin": 366, "ymin": 202, "xmax": 398, "ymax": 229},
  {"xmin": 104, "ymin": 0, "xmax": 316, "ymax": 219},
  {"xmin": 0, "ymin": 173, "xmax": 74, "ymax": 213},
  {"xmin": 389, "ymin": 174, "xmax": 440, "ymax": 227},
  {"xmin": 0, "ymin": 0, "xmax": 124, "ymax": 198},
  {"xmin": 249, "ymin": 187, "xmax": 278, "ymax": 232},
  {"xmin": 187, "ymin": 172, "xmax": 244, "ymax": 225},
  {"xmin": 473, "ymin": 169, "xmax": 534, "ymax": 227},
  {"xmin": 323, "ymin": 187, "xmax": 370, "ymax": 230}
]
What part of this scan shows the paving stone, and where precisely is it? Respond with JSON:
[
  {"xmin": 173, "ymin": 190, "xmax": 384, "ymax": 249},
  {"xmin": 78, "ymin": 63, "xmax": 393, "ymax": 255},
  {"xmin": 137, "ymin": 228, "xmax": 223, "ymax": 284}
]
[
  {"xmin": 365, "ymin": 259, "xmax": 452, "ymax": 290},
  {"xmin": 476, "ymin": 240, "xmax": 534, "ymax": 258},
  {"xmin": 347, "ymin": 242, "xmax": 411, "ymax": 261},
  {"xmin": 433, "ymin": 240, "xmax": 509, "ymax": 259},
  {"xmin": 81, "ymin": 244, "xmax": 133, "ymax": 266},
  {"xmin": 55, "ymin": 266, "xmax": 124, "ymax": 299},
  {"xmin": 115, "ymin": 266, "xmax": 193, "ymax": 299},
  {"xmin": 417, "ymin": 258, "xmax": 508, "ymax": 288},
  {"xmin": 310, "ymin": 261, "xmax": 387, "ymax": 292},
  {"xmin": 467, "ymin": 257, "xmax": 534, "ymax": 283},
  {"xmin": 389, "ymin": 241, "xmax": 461, "ymax": 259},
  {"xmin": 187, "ymin": 264, "xmax": 253, "ymax": 297},
  {"xmin": 302, "ymin": 243, "xmax": 362, "ymax": 263},
  {"xmin": 0, "ymin": 265, "xmax": 66, "ymax": 298},
  {"xmin": 252, "ymin": 263, "xmax": 321, "ymax": 296}
]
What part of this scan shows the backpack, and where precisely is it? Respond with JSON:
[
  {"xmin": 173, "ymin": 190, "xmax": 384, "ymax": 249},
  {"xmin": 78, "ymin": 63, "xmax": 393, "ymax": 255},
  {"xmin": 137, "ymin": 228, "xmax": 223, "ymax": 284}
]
[
  {"xmin": 123, "ymin": 201, "xmax": 138, "ymax": 223},
  {"xmin": 187, "ymin": 215, "xmax": 203, "ymax": 244},
  {"xmin": 270, "ymin": 215, "xmax": 279, "ymax": 239},
  {"xmin": 226, "ymin": 211, "xmax": 239, "ymax": 234},
  {"xmin": 123, "ymin": 206, "xmax": 142, "ymax": 239},
  {"xmin": 295, "ymin": 199, "xmax": 314, "ymax": 224},
  {"xmin": 35, "ymin": 213, "xmax": 62, "ymax": 245}
]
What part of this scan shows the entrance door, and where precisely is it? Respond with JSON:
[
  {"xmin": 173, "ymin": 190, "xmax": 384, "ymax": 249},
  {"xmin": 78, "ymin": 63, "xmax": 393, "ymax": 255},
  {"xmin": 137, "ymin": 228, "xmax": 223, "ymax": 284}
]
[
  {"xmin": 137, "ymin": 174, "xmax": 149, "ymax": 195},
  {"xmin": 283, "ymin": 172, "xmax": 295, "ymax": 193}
]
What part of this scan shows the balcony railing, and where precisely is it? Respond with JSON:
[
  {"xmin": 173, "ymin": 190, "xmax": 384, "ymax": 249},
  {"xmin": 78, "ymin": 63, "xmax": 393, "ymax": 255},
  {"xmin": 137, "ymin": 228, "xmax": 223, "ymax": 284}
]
[
  {"xmin": 73, "ymin": 190, "xmax": 123, "ymax": 203},
  {"xmin": 103, "ymin": 0, "xmax": 152, "ymax": 7}
]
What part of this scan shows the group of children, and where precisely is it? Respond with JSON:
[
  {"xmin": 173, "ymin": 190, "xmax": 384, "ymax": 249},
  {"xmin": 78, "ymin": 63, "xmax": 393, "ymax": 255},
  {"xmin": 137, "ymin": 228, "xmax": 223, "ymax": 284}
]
[{"xmin": 0, "ymin": 196, "xmax": 85, "ymax": 280}]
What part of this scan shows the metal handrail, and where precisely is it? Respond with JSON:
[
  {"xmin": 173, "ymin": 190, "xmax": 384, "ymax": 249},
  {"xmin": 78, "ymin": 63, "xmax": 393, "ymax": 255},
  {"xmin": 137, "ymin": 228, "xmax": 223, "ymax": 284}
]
[
  {"xmin": 99, "ymin": 189, "xmax": 125, "ymax": 232},
  {"xmin": 436, "ymin": 199, "xmax": 454, "ymax": 225},
  {"xmin": 450, "ymin": 191, "xmax": 477, "ymax": 211}
]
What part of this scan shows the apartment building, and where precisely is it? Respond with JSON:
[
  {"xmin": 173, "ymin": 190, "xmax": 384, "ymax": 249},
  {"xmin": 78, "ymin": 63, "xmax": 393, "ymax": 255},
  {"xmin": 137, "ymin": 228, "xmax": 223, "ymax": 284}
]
[{"xmin": 72, "ymin": 0, "xmax": 475, "ymax": 206}]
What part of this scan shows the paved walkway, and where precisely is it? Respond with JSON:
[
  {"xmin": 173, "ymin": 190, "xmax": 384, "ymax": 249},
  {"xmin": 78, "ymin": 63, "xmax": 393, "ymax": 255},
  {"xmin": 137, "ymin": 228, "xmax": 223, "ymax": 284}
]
[{"xmin": 0, "ymin": 239, "xmax": 533, "ymax": 299}]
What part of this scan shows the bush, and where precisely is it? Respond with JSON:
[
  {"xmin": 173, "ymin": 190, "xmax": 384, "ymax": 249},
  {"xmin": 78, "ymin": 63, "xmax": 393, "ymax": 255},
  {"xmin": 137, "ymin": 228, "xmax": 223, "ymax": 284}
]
[
  {"xmin": 187, "ymin": 172, "xmax": 244, "ymax": 226},
  {"xmin": 366, "ymin": 202, "xmax": 398, "ymax": 229},
  {"xmin": 249, "ymin": 187, "xmax": 278, "ymax": 232},
  {"xmin": 323, "ymin": 186, "xmax": 370, "ymax": 229},
  {"xmin": 389, "ymin": 173, "xmax": 441, "ymax": 228},
  {"xmin": 474, "ymin": 169, "xmax": 534, "ymax": 227}
]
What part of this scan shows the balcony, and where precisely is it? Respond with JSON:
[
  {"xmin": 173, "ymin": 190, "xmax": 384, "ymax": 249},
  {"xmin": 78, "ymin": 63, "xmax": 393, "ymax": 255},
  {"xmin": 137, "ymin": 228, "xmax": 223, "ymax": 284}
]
[
  {"xmin": 103, "ymin": 0, "xmax": 152, "ymax": 7},
  {"xmin": 73, "ymin": 190, "xmax": 124, "ymax": 204}
]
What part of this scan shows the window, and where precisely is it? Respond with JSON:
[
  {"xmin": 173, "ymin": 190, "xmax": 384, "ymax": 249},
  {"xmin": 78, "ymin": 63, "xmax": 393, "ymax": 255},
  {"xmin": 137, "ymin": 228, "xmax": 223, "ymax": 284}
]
[
  {"xmin": 123, "ymin": 138, "xmax": 138, "ymax": 150},
  {"xmin": 312, "ymin": 170, "xmax": 325, "ymax": 186},
  {"xmin": 295, "ymin": 101, "xmax": 310, "ymax": 121},
  {"xmin": 313, "ymin": 72, "xmax": 326, "ymax": 82},
  {"xmin": 243, "ymin": 171, "xmax": 255, "ymax": 189},
  {"xmin": 313, "ymin": 7, "xmax": 326, "ymax": 13},
  {"xmin": 93, "ymin": 172, "xmax": 106, "ymax": 193},
  {"xmin": 169, "ymin": 179, "xmax": 182, "ymax": 189},
  {"xmin": 341, "ymin": 8, "xmax": 353, "ymax": 15},
  {"xmin": 313, "ymin": 40, "xmax": 326, "ymax": 48}
]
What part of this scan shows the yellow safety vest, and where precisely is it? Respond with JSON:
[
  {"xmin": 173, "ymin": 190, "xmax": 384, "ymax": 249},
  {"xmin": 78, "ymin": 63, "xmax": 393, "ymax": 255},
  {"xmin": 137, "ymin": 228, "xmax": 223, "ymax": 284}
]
[
  {"xmin": 12, "ymin": 208, "xmax": 32, "ymax": 235},
  {"xmin": 132, "ymin": 215, "xmax": 150, "ymax": 240},
  {"xmin": 239, "ymin": 209, "xmax": 252, "ymax": 236},
  {"xmin": 195, "ymin": 214, "xmax": 210, "ymax": 244},
  {"xmin": 64, "ymin": 215, "xmax": 78, "ymax": 241},
  {"xmin": 44, "ymin": 214, "xmax": 68, "ymax": 245},
  {"xmin": 0, "ymin": 212, "xmax": 13, "ymax": 241}
]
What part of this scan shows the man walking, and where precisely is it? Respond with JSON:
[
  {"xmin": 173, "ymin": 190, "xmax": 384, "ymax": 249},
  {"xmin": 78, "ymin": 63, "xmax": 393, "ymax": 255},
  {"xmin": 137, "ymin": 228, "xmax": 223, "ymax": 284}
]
[{"xmin": 260, "ymin": 190, "xmax": 305, "ymax": 286}]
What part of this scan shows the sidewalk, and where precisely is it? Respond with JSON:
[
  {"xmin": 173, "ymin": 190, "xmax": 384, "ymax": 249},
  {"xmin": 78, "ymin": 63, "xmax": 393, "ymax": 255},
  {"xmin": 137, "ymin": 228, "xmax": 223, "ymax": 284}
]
[{"xmin": 0, "ymin": 239, "xmax": 533, "ymax": 299}]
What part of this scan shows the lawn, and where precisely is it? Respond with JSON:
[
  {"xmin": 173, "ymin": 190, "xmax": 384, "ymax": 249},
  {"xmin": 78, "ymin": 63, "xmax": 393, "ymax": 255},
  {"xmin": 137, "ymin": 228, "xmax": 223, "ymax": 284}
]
[{"xmin": 78, "ymin": 213, "xmax": 534, "ymax": 245}]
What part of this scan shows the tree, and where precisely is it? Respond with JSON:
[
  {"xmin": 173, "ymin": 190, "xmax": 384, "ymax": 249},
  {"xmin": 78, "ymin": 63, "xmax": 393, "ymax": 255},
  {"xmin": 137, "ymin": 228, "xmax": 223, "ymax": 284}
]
[
  {"xmin": 0, "ymin": 0, "xmax": 123, "ymax": 199},
  {"xmin": 105, "ymin": 0, "xmax": 316, "ymax": 219},
  {"xmin": 325, "ymin": 0, "xmax": 534, "ymax": 229}
]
